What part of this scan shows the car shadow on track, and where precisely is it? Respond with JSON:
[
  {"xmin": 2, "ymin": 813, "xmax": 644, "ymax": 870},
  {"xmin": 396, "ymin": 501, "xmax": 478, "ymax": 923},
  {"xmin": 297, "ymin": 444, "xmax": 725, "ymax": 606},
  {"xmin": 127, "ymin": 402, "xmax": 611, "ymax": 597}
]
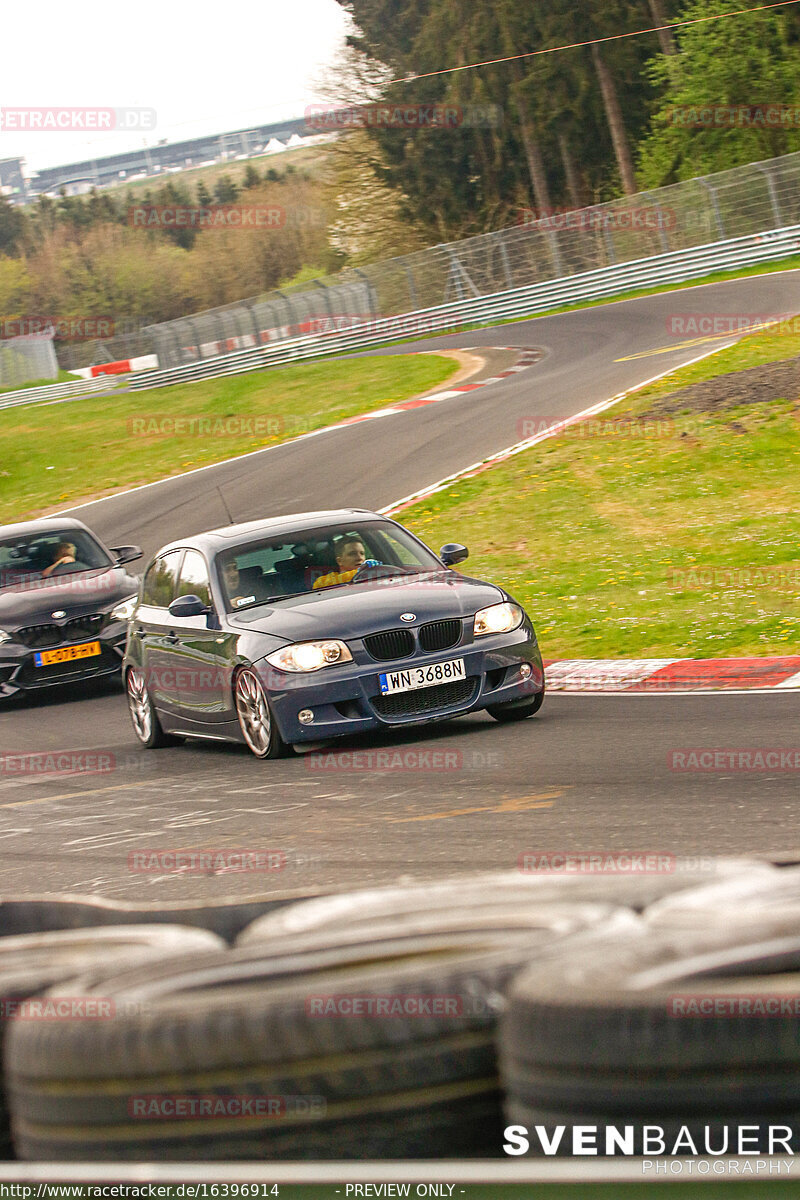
[{"xmin": 1, "ymin": 674, "xmax": 124, "ymax": 712}]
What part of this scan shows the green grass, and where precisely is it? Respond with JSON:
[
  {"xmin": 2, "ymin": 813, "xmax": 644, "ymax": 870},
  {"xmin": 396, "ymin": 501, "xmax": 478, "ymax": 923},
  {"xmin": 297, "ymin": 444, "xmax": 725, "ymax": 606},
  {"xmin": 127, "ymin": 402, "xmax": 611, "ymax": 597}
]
[
  {"xmin": 0, "ymin": 354, "xmax": 458, "ymax": 523},
  {"xmin": 0, "ymin": 369, "xmax": 74, "ymax": 395},
  {"xmin": 400, "ymin": 326, "xmax": 800, "ymax": 660}
]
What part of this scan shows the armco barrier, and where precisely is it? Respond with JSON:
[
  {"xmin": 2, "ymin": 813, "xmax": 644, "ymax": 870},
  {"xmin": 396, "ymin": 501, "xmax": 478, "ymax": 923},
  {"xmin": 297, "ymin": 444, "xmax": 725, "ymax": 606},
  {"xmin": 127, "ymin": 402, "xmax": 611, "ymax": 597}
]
[
  {"xmin": 2, "ymin": 224, "xmax": 799, "ymax": 409},
  {"xmin": 0, "ymin": 372, "xmax": 130, "ymax": 413},
  {"xmin": 126, "ymin": 225, "xmax": 800, "ymax": 392}
]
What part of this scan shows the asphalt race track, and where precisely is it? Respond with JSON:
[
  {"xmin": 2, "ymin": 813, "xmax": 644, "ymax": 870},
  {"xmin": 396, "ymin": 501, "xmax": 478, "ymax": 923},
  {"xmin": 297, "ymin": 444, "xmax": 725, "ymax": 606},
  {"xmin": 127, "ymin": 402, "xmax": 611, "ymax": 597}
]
[{"xmin": 2, "ymin": 273, "xmax": 799, "ymax": 899}]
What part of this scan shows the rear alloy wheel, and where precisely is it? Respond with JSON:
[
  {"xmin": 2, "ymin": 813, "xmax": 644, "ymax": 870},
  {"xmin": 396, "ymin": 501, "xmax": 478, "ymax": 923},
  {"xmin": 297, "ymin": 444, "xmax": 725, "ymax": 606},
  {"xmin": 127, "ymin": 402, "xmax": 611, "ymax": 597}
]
[
  {"xmin": 234, "ymin": 668, "xmax": 289, "ymax": 759},
  {"xmin": 126, "ymin": 668, "xmax": 171, "ymax": 748},
  {"xmin": 487, "ymin": 689, "xmax": 544, "ymax": 723}
]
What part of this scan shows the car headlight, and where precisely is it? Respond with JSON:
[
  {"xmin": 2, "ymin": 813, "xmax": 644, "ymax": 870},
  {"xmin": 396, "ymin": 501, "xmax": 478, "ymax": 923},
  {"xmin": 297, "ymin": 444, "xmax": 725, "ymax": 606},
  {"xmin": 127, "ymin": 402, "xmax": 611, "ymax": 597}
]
[
  {"xmin": 473, "ymin": 602, "xmax": 524, "ymax": 637},
  {"xmin": 0, "ymin": 628, "xmax": 12, "ymax": 646},
  {"xmin": 110, "ymin": 595, "xmax": 138, "ymax": 622},
  {"xmin": 266, "ymin": 640, "xmax": 353, "ymax": 673}
]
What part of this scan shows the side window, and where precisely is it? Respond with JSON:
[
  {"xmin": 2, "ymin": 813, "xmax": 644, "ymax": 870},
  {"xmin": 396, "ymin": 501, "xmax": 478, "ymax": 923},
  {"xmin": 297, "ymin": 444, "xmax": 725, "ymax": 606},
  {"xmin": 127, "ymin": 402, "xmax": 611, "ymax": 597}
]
[
  {"xmin": 175, "ymin": 549, "xmax": 211, "ymax": 608},
  {"xmin": 141, "ymin": 550, "xmax": 181, "ymax": 608}
]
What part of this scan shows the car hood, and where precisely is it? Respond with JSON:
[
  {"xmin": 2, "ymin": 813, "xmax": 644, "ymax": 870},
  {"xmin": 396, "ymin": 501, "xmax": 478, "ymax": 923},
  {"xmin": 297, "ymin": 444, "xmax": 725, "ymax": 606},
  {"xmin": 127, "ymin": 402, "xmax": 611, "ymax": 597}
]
[
  {"xmin": 227, "ymin": 571, "xmax": 506, "ymax": 643},
  {"xmin": 0, "ymin": 567, "xmax": 139, "ymax": 629}
]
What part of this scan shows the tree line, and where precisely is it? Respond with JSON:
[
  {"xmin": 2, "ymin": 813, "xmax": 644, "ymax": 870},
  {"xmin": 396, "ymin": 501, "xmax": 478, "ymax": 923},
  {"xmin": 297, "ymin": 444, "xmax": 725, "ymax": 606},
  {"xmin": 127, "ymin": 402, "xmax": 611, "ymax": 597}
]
[
  {"xmin": 0, "ymin": 165, "xmax": 338, "ymax": 334},
  {"xmin": 2, "ymin": 0, "xmax": 800, "ymax": 337},
  {"xmin": 334, "ymin": 0, "xmax": 800, "ymax": 236}
]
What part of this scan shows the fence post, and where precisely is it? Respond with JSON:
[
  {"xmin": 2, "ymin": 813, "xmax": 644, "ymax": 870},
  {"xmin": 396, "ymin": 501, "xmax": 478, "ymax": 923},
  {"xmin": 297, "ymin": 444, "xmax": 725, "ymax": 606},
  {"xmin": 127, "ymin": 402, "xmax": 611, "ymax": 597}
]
[
  {"xmin": 697, "ymin": 178, "xmax": 725, "ymax": 240},
  {"xmin": 755, "ymin": 164, "xmax": 783, "ymax": 228}
]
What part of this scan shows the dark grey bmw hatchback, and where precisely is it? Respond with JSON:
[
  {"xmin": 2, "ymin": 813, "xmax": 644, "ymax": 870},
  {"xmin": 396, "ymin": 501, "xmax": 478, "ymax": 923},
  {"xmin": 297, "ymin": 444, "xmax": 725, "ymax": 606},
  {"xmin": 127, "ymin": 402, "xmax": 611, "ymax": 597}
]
[{"xmin": 123, "ymin": 509, "xmax": 544, "ymax": 758}]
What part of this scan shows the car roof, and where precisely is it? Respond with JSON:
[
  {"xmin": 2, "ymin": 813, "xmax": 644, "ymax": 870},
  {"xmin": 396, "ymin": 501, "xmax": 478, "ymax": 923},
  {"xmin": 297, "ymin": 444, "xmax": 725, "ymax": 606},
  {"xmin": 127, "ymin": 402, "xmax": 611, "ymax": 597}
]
[
  {"xmin": 153, "ymin": 510, "xmax": 387, "ymax": 557},
  {"xmin": 0, "ymin": 516, "xmax": 92, "ymax": 540}
]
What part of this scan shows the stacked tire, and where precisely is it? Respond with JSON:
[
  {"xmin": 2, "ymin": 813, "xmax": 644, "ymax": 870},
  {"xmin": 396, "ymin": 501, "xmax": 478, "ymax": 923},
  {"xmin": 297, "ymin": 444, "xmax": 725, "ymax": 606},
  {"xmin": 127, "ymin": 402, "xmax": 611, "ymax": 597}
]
[
  {"xmin": 2, "ymin": 862, "xmax": 798, "ymax": 1160},
  {"xmin": 499, "ymin": 869, "xmax": 800, "ymax": 1155},
  {"xmin": 5, "ymin": 890, "xmax": 635, "ymax": 1160}
]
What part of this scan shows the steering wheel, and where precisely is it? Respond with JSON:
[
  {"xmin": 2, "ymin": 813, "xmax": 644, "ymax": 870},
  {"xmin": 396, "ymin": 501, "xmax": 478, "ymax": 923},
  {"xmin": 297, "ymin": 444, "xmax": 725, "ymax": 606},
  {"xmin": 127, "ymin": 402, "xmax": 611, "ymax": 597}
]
[
  {"xmin": 350, "ymin": 559, "xmax": 386, "ymax": 582},
  {"xmin": 51, "ymin": 560, "xmax": 86, "ymax": 576}
]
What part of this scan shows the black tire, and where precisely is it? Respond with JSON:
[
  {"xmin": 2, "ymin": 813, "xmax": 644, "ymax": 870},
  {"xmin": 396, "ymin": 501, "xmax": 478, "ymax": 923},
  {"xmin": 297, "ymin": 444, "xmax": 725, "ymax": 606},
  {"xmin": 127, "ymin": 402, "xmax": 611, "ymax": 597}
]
[
  {"xmin": 486, "ymin": 689, "xmax": 544, "ymax": 722},
  {"xmin": 499, "ymin": 913, "xmax": 800, "ymax": 1149},
  {"xmin": 645, "ymin": 865, "xmax": 800, "ymax": 929},
  {"xmin": 233, "ymin": 667, "xmax": 290, "ymax": 759},
  {"xmin": 234, "ymin": 862, "xmax": 778, "ymax": 941},
  {"xmin": 0, "ymin": 925, "xmax": 224, "ymax": 1160},
  {"xmin": 5, "ymin": 908, "xmax": 630, "ymax": 1161},
  {"xmin": 125, "ymin": 666, "xmax": 171, "ymax": 748},
  {"xmin": 0, "ymin": 895, "xmax": 316, "ymax": 945}
]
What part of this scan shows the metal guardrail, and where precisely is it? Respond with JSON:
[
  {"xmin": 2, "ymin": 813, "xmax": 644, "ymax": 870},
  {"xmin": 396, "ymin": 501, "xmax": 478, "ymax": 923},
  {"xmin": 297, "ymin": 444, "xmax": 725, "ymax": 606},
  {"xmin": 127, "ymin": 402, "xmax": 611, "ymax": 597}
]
[
  {"xmin": 126, "ymin": 224, "xmax": 800, "ymax": 391},
  {"xmin": 0, "ymin": 372, "xmax": 130, "ymax": 413},
  {"xmin": 2, "ymin": 224, "xmax": 798, "ymax": 408}
]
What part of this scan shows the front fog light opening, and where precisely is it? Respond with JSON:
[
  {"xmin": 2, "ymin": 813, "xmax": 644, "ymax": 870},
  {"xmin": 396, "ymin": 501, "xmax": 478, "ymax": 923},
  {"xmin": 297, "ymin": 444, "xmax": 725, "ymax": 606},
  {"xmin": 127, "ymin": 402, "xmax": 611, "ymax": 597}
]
[
  {"xmin": 298, "ymin": 709, "xmax": 315, "ymax": 725},
  {"xmin": 520, "ymin": 663, "xmax": 532, "ymax": 680}
]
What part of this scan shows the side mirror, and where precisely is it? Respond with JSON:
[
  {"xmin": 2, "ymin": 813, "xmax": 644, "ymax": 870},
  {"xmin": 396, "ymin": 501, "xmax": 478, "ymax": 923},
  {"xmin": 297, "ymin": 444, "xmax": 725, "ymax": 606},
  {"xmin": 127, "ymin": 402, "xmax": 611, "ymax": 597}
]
[
  {"xmin": 168, "ymin": 594, "xmax": 210, "ymax": 619},
  {"xmin": 111, "ymin": 545, "xmax": 143, "ymax": 566},
  {"xmin": 440, "ymin": 543, "xmax": 469, "ymax": 567}
]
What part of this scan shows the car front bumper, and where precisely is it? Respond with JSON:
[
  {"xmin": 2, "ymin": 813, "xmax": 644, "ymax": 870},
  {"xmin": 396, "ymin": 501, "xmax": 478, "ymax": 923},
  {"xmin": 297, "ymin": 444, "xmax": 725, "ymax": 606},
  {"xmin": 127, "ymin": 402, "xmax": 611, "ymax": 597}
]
[
  {"xmin": 0, "ymin": 624, "xmax": 127, "ymax": 699},
  {"xmin": 255, "ymin": 626, "xmax": 544, "ymax": 744}
]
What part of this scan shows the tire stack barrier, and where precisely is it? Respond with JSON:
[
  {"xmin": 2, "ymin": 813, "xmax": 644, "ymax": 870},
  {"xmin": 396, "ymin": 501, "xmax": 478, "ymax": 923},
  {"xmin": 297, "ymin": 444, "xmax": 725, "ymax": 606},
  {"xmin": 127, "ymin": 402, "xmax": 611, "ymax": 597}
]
[{"xmin": 0, "ymin": 860, "xmax": 797, "ymax": 1161}]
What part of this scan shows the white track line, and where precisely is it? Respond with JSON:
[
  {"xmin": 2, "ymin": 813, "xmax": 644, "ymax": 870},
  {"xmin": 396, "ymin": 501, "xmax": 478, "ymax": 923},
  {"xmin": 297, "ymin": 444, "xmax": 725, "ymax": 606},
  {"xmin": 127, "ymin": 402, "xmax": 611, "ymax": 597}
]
[
  {"xmin": 56, "ymin": 352, "xmax": 523, "ymax": 516},
  {"xmin": 380, "ymin": 341, "xmax": 735, "ymax": 514}
]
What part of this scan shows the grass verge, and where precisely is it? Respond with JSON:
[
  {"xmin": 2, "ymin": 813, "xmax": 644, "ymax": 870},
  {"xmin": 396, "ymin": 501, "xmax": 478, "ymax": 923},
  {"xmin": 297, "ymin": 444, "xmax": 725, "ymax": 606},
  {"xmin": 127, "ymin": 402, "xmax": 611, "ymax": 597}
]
[
  {"xmin": 0, "ymin": 354, "xmax": 458, "ymax": 524},
  {"xmin": 400, "ymin": 327, "xmax": 800, "ymax": 659},
  {"xmin": 0, "ymin": 369, "xmax": 75, "ymax": 395}
]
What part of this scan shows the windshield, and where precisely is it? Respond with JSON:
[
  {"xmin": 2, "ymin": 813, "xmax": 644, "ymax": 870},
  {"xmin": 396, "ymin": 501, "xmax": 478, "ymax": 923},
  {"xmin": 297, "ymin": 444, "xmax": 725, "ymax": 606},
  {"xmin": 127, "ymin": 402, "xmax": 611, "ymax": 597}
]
[
  {"xmin": 217, "ymin": 520, "xmax": 443, "ymax": 610},
  {"xmin": 0, "ymin": 529, "xmax": 112, "ymax": 590}
]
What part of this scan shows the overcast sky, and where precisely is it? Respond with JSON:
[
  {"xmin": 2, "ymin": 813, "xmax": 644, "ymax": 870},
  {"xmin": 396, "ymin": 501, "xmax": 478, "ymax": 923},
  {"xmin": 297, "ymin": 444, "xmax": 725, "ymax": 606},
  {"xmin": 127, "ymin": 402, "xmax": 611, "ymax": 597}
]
[{"xmin": 0, "ymin": 0, "xmax": 353, "ymax": 172}]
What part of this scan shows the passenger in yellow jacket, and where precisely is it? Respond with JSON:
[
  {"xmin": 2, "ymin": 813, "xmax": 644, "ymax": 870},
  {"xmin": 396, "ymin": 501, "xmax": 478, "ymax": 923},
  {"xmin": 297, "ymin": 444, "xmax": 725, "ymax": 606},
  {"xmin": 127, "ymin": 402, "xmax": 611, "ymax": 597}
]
[{"xmin": 313, "ymin": 537, "xmax": 367, "ymax": 589}]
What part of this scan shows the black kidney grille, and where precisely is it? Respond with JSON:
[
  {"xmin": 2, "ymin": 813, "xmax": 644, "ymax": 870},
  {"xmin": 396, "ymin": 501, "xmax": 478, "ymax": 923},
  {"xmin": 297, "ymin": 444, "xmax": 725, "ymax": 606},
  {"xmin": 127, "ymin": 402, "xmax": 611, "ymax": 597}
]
[
  {"xmin": 17, "ymin": 614, "xmax": 106, "ymax": 649},
  {"xmin": 65, "ymin": 613, "xmax": 106, "ymax": 640},
  {"xmin": 364, "ymin": 629, "xmax": 415, "ymax": 661},
  {"xmin": 372, "ymin": 676, "xmax": 476, "ymax": 718},
  {"xmin": 418, "ymin": 619, "xmax": 462, "ymax": 653}
]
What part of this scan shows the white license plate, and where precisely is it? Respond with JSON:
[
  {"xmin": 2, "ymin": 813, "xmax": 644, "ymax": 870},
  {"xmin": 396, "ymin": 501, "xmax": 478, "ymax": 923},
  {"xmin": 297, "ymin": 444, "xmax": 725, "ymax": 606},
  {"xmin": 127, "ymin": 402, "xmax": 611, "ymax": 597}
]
[{"xmin": 379, "ymin": 658, "xmax": 466, "ymax": 695}]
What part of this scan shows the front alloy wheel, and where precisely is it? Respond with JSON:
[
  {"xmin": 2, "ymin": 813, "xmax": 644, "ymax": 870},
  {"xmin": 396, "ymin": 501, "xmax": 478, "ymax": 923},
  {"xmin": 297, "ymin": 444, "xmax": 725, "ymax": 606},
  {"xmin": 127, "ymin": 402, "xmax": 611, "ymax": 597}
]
[
  {"xmin": 234, "ymin": 668, "xmax": 289, "ymax": 759},
  {"xmin": 126, "ymin": 667, "xmax": 170, "ymax": 748}
]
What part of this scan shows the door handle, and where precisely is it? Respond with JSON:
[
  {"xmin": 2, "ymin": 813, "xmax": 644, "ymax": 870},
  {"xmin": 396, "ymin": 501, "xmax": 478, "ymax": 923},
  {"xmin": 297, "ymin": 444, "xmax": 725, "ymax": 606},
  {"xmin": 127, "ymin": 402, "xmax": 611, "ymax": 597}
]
[
  {"xmin": 134, "ymin": 626, "xmax": 146, "ymax": 639},
  {"xmin": 165, "ymin": 632, "xmax": 180, "ymax": 645}
]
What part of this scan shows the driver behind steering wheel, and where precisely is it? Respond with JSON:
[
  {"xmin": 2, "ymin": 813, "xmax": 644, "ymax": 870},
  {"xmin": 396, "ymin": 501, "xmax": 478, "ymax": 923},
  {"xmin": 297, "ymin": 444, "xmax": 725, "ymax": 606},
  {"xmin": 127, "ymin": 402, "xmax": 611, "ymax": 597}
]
[{"xmin": 312, "ymin": 536, "xmax": 380, "ymax": 590}]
